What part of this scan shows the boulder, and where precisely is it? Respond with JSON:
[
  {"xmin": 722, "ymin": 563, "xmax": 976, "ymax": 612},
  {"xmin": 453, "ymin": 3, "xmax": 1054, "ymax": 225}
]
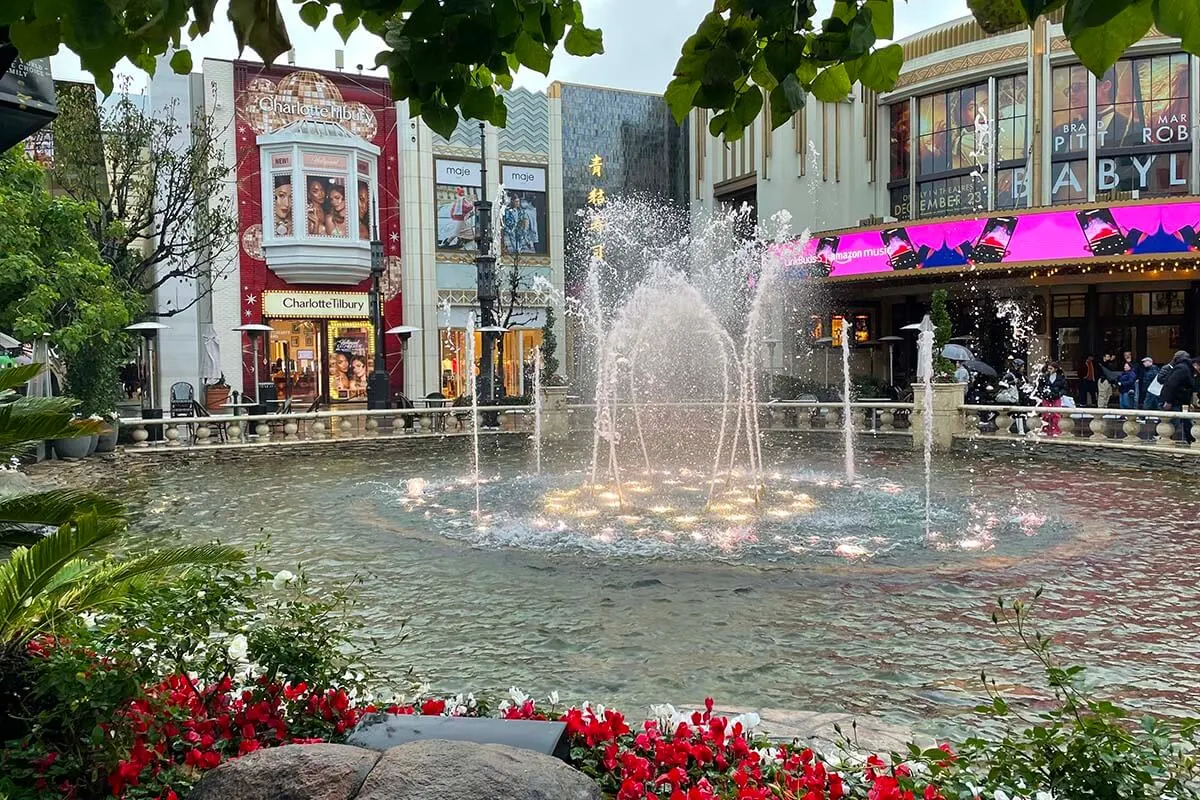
[
  {"xmin": 354, "ymin": 739, "xmax": 601, "ymax": 800},
  {"xmin": 188, "ymin": 743, "xmax": 381, "ymax": 800}
]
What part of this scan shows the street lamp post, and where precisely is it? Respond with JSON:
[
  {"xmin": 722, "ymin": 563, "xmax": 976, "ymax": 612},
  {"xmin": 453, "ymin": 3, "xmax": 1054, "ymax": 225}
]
[
  {"xmin": 473, "ymin": 121, "xmax": 499, "ymax": 426},
  {"xmin": 367, "ymin": 223, "xmax": 390, "ymax": 410}
]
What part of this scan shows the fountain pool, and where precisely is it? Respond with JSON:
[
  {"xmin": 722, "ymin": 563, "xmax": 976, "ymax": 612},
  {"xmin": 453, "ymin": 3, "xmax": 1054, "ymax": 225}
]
[{"xmin": 124, "ymin": 438, "xmax": 1200, "ymax": 735}]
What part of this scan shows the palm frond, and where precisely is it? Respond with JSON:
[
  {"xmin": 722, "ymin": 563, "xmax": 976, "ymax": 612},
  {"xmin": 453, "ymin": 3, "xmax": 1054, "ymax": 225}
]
[
  {"xmin": 0, "ymin": 401, "xmax": 99, "ymax": 460},
  {"xmin": 0, "ymin": 513, "xmax": 120, "ymax": 641},
  {"xmin": 0, "ymin": 489, "xmax": 125, "ymax": 528},
  {"xmin": 30, "ymin": 545, "xmax": 244, "ymax": 635},
  {"xmin": 0, "ymin": 364, "xmax": 46, "ymax": 393}
]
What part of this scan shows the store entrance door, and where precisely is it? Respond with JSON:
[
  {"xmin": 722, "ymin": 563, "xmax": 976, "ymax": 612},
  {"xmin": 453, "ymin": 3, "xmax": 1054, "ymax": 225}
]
[{"xmin": 267, "ymin": 320, "xmax": 322, "ymax": 405}]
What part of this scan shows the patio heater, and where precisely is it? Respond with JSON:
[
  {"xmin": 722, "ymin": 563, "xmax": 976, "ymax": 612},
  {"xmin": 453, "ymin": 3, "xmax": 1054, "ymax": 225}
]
[
  {"xmin": 125, "ymin": 322, "xmax": 169, "ymax": 439},
  {"xmin": 385, "ymin": 325, "xmax": 421, "ymax": 390},
  {"xmin": 125, "ymin": 322, "xmax": 168, "ymax": 411},
  {"xmin": 878, "ymin": 335, "xmax": 905, "ymax": 387},
  {"xmin": 814, "ymin": 336, "xmax": 833, "ymax": 386},
  {"xmin": 232, "ymin": 323, "xmax": 273, "ymax": 404}
]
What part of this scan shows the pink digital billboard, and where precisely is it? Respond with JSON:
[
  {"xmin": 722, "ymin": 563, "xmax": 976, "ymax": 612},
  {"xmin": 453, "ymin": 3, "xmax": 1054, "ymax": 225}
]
[{"xmin": 772, "ymin": 200, "xmax": 1200, "ymax": 279}]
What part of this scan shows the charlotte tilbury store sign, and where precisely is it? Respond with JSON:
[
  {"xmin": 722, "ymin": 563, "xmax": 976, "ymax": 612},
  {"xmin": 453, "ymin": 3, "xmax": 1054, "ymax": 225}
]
[{"xmin": 263, "ymin": 290, "xmax": 369, "ymax": 318}]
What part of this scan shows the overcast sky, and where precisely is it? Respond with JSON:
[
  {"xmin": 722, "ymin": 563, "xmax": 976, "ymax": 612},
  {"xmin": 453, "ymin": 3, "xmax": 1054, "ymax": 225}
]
[{"xmin": 49, "ymin": 0, "xmax": 970, "ymax": 95}]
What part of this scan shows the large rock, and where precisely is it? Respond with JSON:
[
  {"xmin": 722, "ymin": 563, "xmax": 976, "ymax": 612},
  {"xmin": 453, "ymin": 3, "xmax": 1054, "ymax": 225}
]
[
  {"xmin": 188, "ymin": 743, "xmax": 380, "ymax": 800},
  {"xmin": 355, "ymin": 739, "xmax": 601, "ymax": 800}
]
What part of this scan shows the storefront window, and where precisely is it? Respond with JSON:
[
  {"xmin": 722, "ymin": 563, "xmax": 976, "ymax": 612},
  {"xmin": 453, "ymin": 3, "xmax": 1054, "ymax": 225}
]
[
  {"xmin": 1050, "ymin": 65, "xmax": 1090, "ymax": 204},
  {"xmin": 327, "ymin": 320, "xmax": 374, "ymax": 401},
  {"xmin": 267, "ymin": 320, "xmax": 320, "ymax": 403},
  {"xmin": 995, "ymin": 74, "xmax": 1029, "ymax": 210},
  {"xmin": 1052, "ymin": 54, "xmax": 1192, "ymax": 202},
  {"xmin": 889, "ymin": 102, "xmax": 910, "ymax": 181},
  {"xmin": 262, "ymin": 145, "xmax": 378, "ymax": 244},
  {"xmin": 437, "ymin": 327, "xmax": 546, "ymax": 400},
  {"xmin": 915, "ymin": 82, "xmax": 990, "ymax": 217}
]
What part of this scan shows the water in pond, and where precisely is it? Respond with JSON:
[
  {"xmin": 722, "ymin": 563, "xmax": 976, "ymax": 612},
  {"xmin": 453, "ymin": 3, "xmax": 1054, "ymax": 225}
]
[{"xmin": 124, "ymin": 438, "xmax": 1200, "ymax": 735}]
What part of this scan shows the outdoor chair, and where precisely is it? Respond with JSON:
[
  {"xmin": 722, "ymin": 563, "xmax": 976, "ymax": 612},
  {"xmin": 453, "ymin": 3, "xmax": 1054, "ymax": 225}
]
[
  {"xmin": 424, "ymin": 392, "xmax": 449, "ymax": 433},
  {"xmin": 169, "ymin": 382, "xmax": 195, "ymax": 442},
  {"xmin": 191, "ymin": 400, "xmax": 229, "ymax": 443}
]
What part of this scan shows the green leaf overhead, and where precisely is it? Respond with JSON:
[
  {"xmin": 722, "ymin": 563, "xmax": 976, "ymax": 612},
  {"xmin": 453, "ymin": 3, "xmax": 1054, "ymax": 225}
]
[
  {"xmin": 6, "ymin": 0, "xmax": 1200, "ymax": 141},
  {"xmin": 1064, "ymin": 0, "xmax": 1154, "ymax": 75}
]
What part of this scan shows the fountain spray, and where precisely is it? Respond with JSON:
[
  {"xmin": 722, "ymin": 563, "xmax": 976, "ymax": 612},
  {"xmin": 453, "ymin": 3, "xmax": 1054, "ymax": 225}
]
[
  {"xmin": 532, "ymin": 345, "xmax": 543, "ymax": 475},
  {"xmin": 466, "ymin": 312, "xmax": 480, "ymax": 517},
  {"xmin": 841, "ymin": 332, "xmax": 856, "ymax": 483},
  {"xmin": 916, "ymin": 314, "xmax": 936, "ymax": 538}
]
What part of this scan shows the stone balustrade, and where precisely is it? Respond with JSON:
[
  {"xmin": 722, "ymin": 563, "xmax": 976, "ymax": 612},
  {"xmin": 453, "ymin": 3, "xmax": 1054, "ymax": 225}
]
[
  {"xmin": 962, "ymin": 404, "xmax": 1199, "ymax": 450},
  {"xmin": 119, "ymin": 404, "xmax": 539, "ymax": 450}
]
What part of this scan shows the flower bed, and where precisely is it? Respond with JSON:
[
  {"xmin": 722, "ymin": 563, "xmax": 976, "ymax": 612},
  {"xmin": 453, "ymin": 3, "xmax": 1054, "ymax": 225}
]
[{"xmin": 2, "ymin": 565, "xmax": 1198, "ymax": 800}]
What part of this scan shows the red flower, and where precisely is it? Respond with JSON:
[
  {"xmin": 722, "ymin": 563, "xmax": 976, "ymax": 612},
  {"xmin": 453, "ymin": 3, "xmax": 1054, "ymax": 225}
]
[{"xmin": 420, "ymin": 698, "xmax": 447, "ymax": 716}]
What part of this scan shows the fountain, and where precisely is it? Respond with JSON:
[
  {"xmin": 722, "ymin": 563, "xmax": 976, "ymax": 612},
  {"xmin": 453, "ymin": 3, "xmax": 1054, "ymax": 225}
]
[{"xmin": 840, "ymin": 332, "xmax": 855, "ymax": 483}]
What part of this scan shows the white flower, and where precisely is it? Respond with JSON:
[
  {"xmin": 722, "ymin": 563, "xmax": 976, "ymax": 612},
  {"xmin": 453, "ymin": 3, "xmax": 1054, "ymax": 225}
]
[
  {"xmin": 729, "ymin": 712, "xmax": 761, "ymax": 732},
  {"xmin": 547, "ymin": 690, "xmax": 559, "ymax": 706},
  {"xmin": 509, "ymin": 687, "xmax": 530, "ymax": 707},
  {"xmin": 227, "ymin": 633, "xmax": 249, "ymax": 662},
  {"xmin": 417, "ymin": 681, "xmax": 432, "ymax": 697},
  {"xmin": 271, "ymin": 570, "xmax": 296, "ymax": 590},
  {"xmin": 196, "ymin": 590, "xmax": 206, "ymax": 599},
  {"xmin": 79, "ymin": 612, "xmax": 98, "ymax": 629}
]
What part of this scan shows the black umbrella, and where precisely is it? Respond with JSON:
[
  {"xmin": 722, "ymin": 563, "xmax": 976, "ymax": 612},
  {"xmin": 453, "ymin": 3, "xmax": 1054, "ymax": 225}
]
[{"xmin": 964, "ymin": 359, "xmax": 998, "ymax": 378}]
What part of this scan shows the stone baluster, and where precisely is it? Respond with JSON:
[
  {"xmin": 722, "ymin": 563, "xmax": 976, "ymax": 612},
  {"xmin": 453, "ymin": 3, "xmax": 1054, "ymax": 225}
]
[
  {"xmin": 164, "ymin": 423, "xmax": 181, "ymax": 447},
  {"xmin": 994, "ymin": 410, "xmax": 1010, "ymax": 437},
  {"xmin": 365, "ymin": 416, "xmax": 380, "ymax": 436},
  {"xmin": 1156, "ymin": 417, "xmax": 1177, "ymax": 447},
  {"xmin": 1088, "ymin": 414, "xmax": 1106, "ymax": 440},
  {"xmin": 964, "ymin": 409, "xmax": 980, "ymax": 436},
  {"xmin": 880, "ymin": 409, "xmax": 895, "ymax": 431},
  {"xmin": 226, "ymin": 418, "xmax": 243, "ymax": 443},
  {"xmin": 282, "ymin": 418, "xmax": 299, "ymax": 441},
  {"xmin": 1121, "ymin": 414, "xmax": 1141, "ymax": 441},
  {"xmin": 131, "ymin": 424, "xmax": 149, "ymax": 447},
  {"xmin": 194, "ymin": 423, "xmax": 211, "ymax": 445},
  {"xmin": 254, "ymin": 417, "xmax": 271, "ymax": 440},
  {"xmin": 339, "ymin": 416, "xmax": 353, "ymax": 438},
  {"xmin": 311, "ymin": 418, "xmax": 326, "ymax": 440}
]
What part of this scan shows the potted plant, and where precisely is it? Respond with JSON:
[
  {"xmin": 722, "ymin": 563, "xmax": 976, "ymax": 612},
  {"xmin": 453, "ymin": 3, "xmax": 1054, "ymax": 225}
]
[
  {"xmin": 95, "ymin": 410, "xmax": 120, "ymax": 452},
  {"xmin": 205, "ymin": 374, "xmax": 231, "ymax": 411},
  {"xmin": 60, "ymin": 342, "xmax": 125, "ymax": 457}
]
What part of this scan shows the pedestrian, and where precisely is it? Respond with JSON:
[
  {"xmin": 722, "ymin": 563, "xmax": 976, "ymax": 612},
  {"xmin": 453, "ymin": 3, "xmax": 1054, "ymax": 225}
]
[
  {"xmin": 1117, "ymin": 361, "xmax": 1138, "ymax": 409},
  {"xmin": 1036, "ymin": 361, "xmax": 1068, "ymax": 436},
  {"xmin": 1139, "ymin": 356, "xmax": 1160, "ymax": 410},
  {"xmin": 1077, "ymin": 354, "xmax": 1098, "ymax": 407},
  {"xmin": 1159, "ymin": 356, "xmax": 1199, "ymax": 444}
]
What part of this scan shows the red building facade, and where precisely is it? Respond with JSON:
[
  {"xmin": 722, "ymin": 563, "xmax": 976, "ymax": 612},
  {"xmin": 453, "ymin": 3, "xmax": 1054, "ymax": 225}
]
[{"xmin": 231, "ymin": 63, "xmax": 403, "ymax": 405}]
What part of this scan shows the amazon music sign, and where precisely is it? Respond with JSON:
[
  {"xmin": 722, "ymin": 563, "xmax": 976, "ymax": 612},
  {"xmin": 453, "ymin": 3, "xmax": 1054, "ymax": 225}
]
[{"xmin": 770, "ymin": 200, "xmax": 1200, "ymax": 279}]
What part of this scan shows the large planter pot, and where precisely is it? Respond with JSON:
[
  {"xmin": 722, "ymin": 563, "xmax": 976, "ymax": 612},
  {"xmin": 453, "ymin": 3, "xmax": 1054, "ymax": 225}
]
[
  {"xmin": 95, "ymin": 422, "xmax": 119, "ymax": 453},
  {"xmin": 205, "ymin": 385, "xmax": 230, "ymax": 411},
  {"xmin": 51, "ymin": 436, "xmax": 92, "ymax": 460},
  {"xmin": 85, "ymin": 434, "xmax": 99, "ymax": 456}
]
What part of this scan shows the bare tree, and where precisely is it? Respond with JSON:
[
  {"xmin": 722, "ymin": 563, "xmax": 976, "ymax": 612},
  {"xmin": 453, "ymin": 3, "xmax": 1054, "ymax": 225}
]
[{"xmin": 49, "ymin": 80, "xmax": 238, "ymax": 318}]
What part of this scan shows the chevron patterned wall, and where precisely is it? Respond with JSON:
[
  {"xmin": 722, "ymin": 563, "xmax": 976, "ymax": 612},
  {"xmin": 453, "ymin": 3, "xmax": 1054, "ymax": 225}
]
[{"xmin": 432, "ymin": 87, "xmax": 549, "ymax": 154}]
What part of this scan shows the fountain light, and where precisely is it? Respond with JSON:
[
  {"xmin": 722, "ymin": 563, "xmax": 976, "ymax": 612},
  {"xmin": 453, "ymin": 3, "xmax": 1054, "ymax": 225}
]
[{"xmin": 835, "ymin": 542, "xmax": 870, "ymax": 558}]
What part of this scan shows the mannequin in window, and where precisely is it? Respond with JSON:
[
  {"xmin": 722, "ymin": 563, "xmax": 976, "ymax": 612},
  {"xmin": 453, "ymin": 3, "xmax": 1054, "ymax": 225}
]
[
  {"xmin": 326, "ymin": 181, "xmax": 349, "ymax": 237},
  {"xmin": 273, "ymin": 176, "xmax": 293, "ymax": 236},
  {"xmin": 306, "ymin": 177, "xmax": 328, "ymax": 235}
]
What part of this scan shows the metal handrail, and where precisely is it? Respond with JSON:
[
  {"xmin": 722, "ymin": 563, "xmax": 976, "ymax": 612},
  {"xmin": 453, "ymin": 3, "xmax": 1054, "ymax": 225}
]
[{"xmin": 119, "ymin": 404, "xmax": 527, "ymax": 428}]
